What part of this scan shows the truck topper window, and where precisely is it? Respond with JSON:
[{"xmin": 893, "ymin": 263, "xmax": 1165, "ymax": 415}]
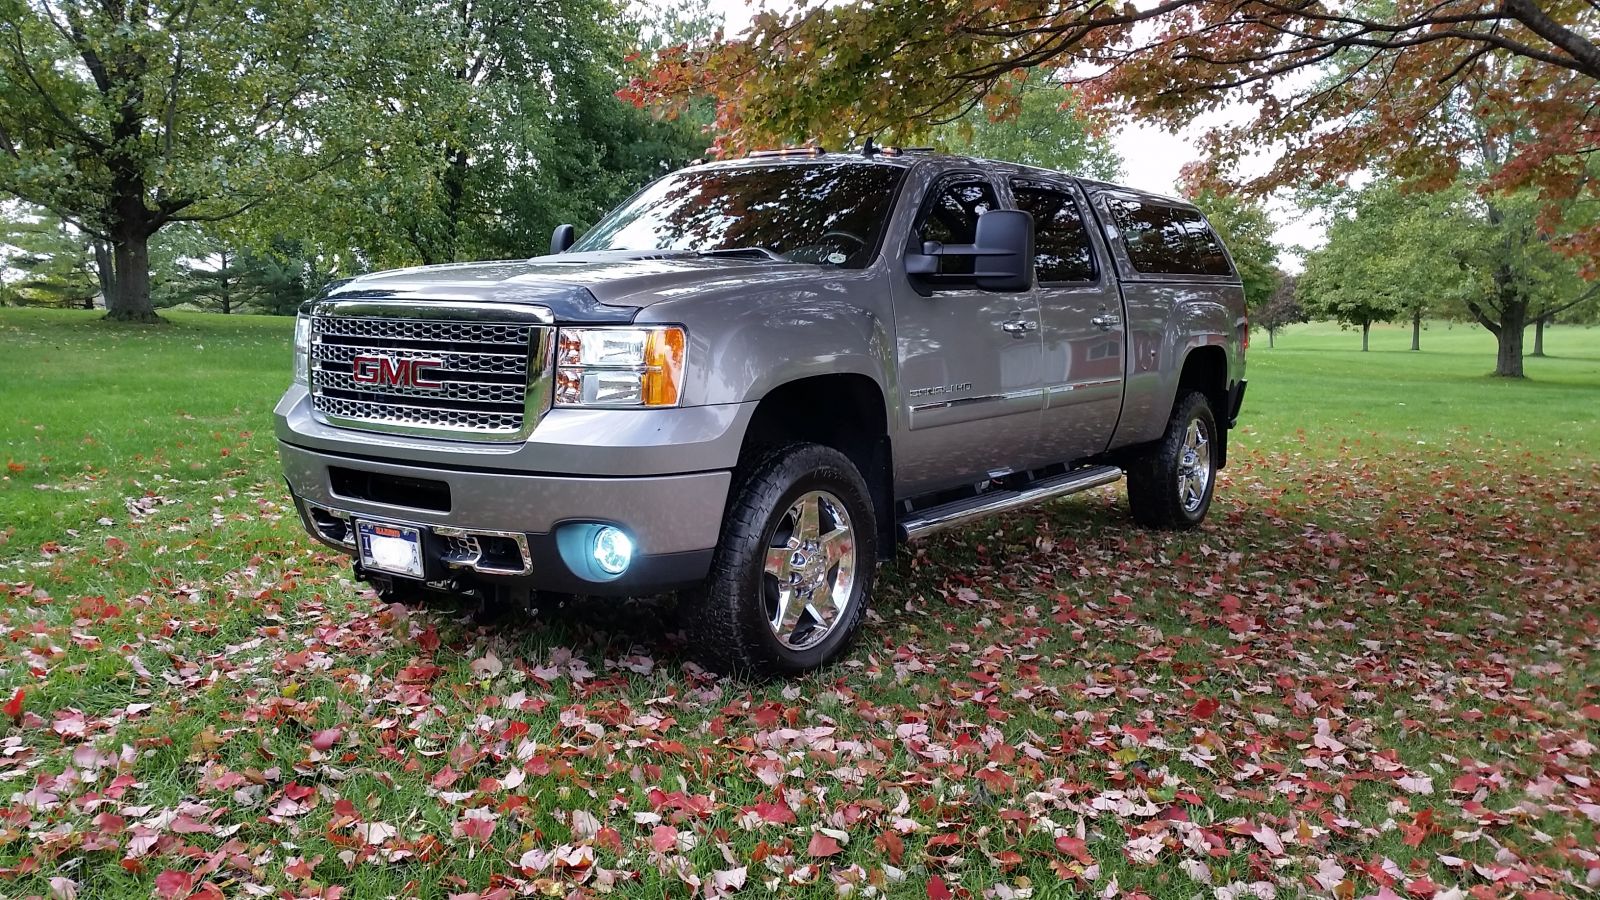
[{"xmin": 1109, "ymin": 198, "xmax": 1234, "ymax": 277}]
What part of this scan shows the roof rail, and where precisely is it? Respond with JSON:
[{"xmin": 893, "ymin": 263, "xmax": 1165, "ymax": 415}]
[
  {"xmin": 859, "ymin": 139, "xmax": 935, "ymax": 158},
  {"xmin": 746, "ymin": 146, "xmax": 827, "ymax": 159}
]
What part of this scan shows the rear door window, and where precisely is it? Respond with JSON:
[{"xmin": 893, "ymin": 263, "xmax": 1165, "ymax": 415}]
[
  {"xmin": 1011, "ymin": 180, "xmax": 1097, "ymax": 282},
  {"xmin": 1109, "ymin": 198, "xmax": 1233, "ymax": 276}
]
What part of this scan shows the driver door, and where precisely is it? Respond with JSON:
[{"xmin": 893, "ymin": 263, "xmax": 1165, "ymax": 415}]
[{"xmin": 889, "ymin": 173, "xmax": 1046, "ymax": 496}]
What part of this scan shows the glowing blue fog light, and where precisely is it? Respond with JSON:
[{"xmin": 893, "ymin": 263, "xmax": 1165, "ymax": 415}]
[{"xmin": 591, "ymin": 526, "xmax": 633, "ymax": 575}]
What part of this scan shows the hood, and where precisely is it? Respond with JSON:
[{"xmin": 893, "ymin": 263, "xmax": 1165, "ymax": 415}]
[{"xmin": 324, "ymin": 251, "xmax": 831, "ymax": 322}]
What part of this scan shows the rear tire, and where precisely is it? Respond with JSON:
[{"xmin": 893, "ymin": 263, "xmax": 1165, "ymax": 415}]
[
  {"xmin": 1127, "ymin": 391, "xmax": 1218, "ymax": 530},
  {"xmin": 682, "ymin": 443, "xmax": 876, "ymax": 677}
]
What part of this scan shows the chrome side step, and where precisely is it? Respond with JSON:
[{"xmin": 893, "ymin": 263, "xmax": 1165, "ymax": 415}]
[{"xmin": 898, "ymin": 465, "xmax": 1123, "ymax": 541}]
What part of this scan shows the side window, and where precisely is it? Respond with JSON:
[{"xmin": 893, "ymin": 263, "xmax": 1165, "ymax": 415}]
[
  {"xmin": 1110, "ymin": 198, "xmax": 1234, "ymax": 277},
  {"xmin": 1011, "ymin": 181, "xmax": 1096, "ymax": 282},
  {"xmin": 1182, "ymin": 217, "xmax": 1233, "ymax": 276},
  {"xmin": 916, "ymin": 177, "xmax": 998, "ymax": 275}
]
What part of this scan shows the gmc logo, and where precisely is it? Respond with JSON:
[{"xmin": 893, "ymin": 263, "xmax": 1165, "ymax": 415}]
[{"xmin": 351, "ymin": 355, "xmax": 444, "ymax": 389}]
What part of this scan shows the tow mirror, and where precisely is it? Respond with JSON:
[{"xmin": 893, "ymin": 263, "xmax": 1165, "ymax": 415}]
[
  {"xmin": 905, "ymin": 209, "xmax": 1033, "ymax": 292},
  {"xmin": 550, "ymin": 224, "xmax": 576, "ymax": 254}
]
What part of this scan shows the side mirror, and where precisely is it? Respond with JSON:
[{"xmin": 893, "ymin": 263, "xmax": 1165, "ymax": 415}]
[
  {"xmin": 550, "ymin": 224, "xmax": 576, "ymax": 254},
  {"xmin": 905, "ymin": 209, "xmax": 1033, "ymax": 292},
  {"xmin": 970, "ymin": 209, "xmax": 1033, "ymax": 291}
]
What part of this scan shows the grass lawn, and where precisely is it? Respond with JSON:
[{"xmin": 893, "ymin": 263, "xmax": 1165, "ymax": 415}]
[{"xmin": 1, "ymin": 307, "xmax": 1597, "ymax": 900}]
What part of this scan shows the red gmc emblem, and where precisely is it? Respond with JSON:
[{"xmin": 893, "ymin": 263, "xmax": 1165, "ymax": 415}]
[{"xmin": 351, "ymin": 355, "xmax": 444, "ymax": 389}]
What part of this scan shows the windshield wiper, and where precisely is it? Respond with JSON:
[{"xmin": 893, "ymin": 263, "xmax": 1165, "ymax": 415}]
[{"xmin": 697, "ymin": 246, "xmax": 785, "ymax": 261}]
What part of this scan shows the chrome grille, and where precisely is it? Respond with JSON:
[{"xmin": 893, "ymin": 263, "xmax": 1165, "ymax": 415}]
[{"xmin": 309, "ymin": 309, "xmax": 551, "ymax": 440}]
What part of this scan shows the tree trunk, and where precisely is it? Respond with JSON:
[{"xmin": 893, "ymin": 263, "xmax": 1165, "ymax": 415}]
[
  {"xmin": 104, "ymin": 232, "xmax": 160, "ymax": 322},
  {"xmin": 1361, "ymin": 320, "xmax": 1370, "ymax": 351},
  {"xmin": 1268, "ymin": 327, "xmax": 1276, "ymax": 348},
  {"xmin": 220, "ymin": 250, "xmax": 233, "ymax": 314},
  {"xmin": 91, "ymin": 240, "xmax": 116, "ymax": 310},
  {"xmin": 1532, "ymin": 316, "xmax": 1545, "ymax": 356},
  {"xmin": 1493, "ymin": 307, "xmax": 1525, "ymax": 377},
  {"xmin": 1410, "ymin": 311, "xmax": 1421, "ymax": 351}
]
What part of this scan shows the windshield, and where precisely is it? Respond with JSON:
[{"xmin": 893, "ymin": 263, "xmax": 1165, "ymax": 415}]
[{"xmin": 570, "ymin": 163, "xmax": 906, "ymax": 268}]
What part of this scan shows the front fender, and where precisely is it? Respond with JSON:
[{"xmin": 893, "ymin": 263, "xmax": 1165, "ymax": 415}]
[{"xmin": 635, "ymin": 269, "xmax": 897, "ymax": 414}]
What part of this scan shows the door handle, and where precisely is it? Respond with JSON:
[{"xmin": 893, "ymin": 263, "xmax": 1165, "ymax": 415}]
[
  {"xmin": 1000, "ymin": 319, "xmax": 1037, "ymax": 338},
  {"xmin": 1090, "ymin": 314, "xmax": 1121, "ymax": 329}
]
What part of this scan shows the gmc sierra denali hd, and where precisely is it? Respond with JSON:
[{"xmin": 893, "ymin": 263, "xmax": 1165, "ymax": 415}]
[{"xmin": 277, "ymin": 148, "xmax": 1248, "ymax": 675}]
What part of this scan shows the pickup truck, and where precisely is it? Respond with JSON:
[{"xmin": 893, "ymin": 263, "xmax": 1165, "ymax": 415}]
[{"xmin": 277, "ymin": 148, "xmax": 1248, "ymax": 675}]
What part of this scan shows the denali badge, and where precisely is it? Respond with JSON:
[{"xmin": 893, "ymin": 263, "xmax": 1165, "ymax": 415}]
[{"xmin": 351, "ymin": 355, "xmax": 444, "ymax": 389}]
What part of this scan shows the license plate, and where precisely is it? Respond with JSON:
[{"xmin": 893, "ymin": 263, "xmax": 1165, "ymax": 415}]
[{"xmin": 356, "ymin": 521, "xmax": 425, "ymax": 579}]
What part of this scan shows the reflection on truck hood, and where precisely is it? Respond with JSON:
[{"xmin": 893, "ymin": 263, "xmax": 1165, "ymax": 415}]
[{"xmin": 324, "ymin": 250, "xmax": 830, "ymax": 319}]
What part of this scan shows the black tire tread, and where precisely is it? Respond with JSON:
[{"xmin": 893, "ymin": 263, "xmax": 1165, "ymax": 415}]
[
  {"xmin": 1126, "ymin": 391, "xmax": 1217, "ymax": 531},
  {"xmin": 682, "ymin": 443, "xmax": 876, "ymax": 677}
]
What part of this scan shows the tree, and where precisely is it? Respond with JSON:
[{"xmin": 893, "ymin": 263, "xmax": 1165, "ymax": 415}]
[
  {"xmin": 1255, "ymin": 273, "xmax": 1305, "ymax": 349},
  {"xmin": 1186, "ymin": 187, "xmax": 1279, "ymax": 311},
  {"xmin": 0, "ymin": 0, "xmax": 406, "ymax": 322},
  {"xmin": 1452, "ymin": 186, "xmax": 1599, "ymax": 370},
  {"xmin": 629, "ymin": 1, "xmax": 1599, "ymax": 267},
  {"xmin": 279, "ymin": 0, "xmax": 711, "ymax": 271},
  {"xmin": 1296, "ymin": 184, "xmax": 1468, "ymax": 351},
  {"xmin": 932, "ymin": 72, "xmax": 1121, "ymax": 181},
  {"xmin": 0, "ymin": 208, "xmax": 98, "ymax": 308}
]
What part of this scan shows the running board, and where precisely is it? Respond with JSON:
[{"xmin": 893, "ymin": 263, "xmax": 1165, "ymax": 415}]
[{"xmin": 898, "ymin": 465, "xmax": 1124, "ymax": 541}]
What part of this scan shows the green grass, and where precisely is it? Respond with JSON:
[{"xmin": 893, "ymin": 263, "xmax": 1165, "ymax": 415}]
[
  {"xmin": 1243, "ymin": 319, "xmax": 1600, "ymax": 457},
  {"xmin": 1, "ymin": 306, "xmax": 1597, "ymax": 899}
]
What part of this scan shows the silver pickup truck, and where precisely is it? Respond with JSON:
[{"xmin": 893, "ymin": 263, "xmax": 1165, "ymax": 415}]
[{"xmin": 277, "ymin": 148, "xmax": 1247, "ymax": 675}]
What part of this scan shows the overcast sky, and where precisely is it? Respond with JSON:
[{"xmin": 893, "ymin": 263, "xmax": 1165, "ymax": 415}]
[{"xmin": 702, "ymin": 0, "xmax": 1324, "ymax": 269}]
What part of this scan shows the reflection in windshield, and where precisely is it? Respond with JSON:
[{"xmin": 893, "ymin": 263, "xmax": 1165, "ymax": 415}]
[{"xmin": 570, "ymin": 163, "xmax": 906, "ymax": 268}]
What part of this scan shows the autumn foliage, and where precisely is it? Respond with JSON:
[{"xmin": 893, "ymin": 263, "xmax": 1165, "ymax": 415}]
[{"xmin": 626, "ymin": 0, "xmax": 1600, "ymax": 265}]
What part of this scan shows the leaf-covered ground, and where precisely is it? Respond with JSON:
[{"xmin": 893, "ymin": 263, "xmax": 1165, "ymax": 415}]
[{"xmin": 1, "ymin": 310, "xmax": 1597, "ymax": 900}]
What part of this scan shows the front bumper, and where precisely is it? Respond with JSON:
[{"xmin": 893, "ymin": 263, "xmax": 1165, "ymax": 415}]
[{"xmin": 280, "ymin": 440, "xmax": 727, "ymax": 595}]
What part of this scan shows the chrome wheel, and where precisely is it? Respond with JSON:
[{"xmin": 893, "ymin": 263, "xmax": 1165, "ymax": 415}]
[
  {"xmin": 1176, "ymin": 417, "xmax": 1212, "ymax": 514},
  {"xmin": 761, "ymin": 490, "xmax": 857, "ymax": 651}
]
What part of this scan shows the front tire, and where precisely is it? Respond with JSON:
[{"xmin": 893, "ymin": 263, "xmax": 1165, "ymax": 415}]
[
  {"xmin": 1127, "ymin": 391, "xmax": 1219, "ymax": 530},
  {"xmin": 683, "ymin": 443, "xmax": 877, "ymax": 677}
]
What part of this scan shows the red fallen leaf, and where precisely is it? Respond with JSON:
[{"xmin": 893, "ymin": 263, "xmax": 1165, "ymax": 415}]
[
  {"xmin": 105, "ymin": 536, "xmax": 128, "ymax": 554},
  {"xmin": 875, "ymin": 829, "xmax": 905, "ymax": 865},
  {"xmin": 5, "ymin": 461, "xmax": 23, "ymax": 473},
  {"xmin": 748, "ymin": 800, "xmax": 796, "ymax": 824},
  {"xmin": 1190, "ymin": 697, "xmax": 1219, "ymax": 720},
  {"xmin": 169, "ymin": 814, "xmax": 213, "ymax": 835},
  {"xmin": 154, "ymin": 869, "xmax": 194, "ymax": 900},
  {"xmin": 976, "ymin": 767, "xmax": 1015, "ymax": 794},
  {"xmin": 284, "ymin": 857, "xmax": 315, "ymax": 880},
  {"xmin": 455, "ymin": 810, "xmax": 496, "ymax": 842},
  {"xmin": 3, "ymin": 688, "xmax": 22, "ymax": 723},
  {"xmin": 310, "ymin": 728, "xmax": 343, "ymax": 752},
  {"xmin": 651, "ymin": 825, "xmax": 679, "ymax": 853},
  {"xmin": 807, "ymin": 832, "xmax": 843, "ymax": 858},
  {"xmin": 1055, "ymin": 835, "xmax": 1094, "ymax": 865},
  {"xmin": 1581, "ymin": 704, "xmax": 1600, "ymax": 721},
  {"xmin": 928, "ymin": 875, "xmax": 953, "ymax": 900}
]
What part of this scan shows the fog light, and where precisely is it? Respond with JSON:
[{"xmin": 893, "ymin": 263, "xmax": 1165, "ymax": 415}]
[{"xmin": 591, "ymin": 526, "xmax": 633, "ymax": 575}]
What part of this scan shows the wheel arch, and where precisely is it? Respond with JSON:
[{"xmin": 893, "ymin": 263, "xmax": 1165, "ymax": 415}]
[
  {"xmin": 736, "ymin": 373, "xmax": 895, "ymax": 557},
  {"xmin": 1175, "ymin": 344, "xmax": 1232, "ymax": 467}
]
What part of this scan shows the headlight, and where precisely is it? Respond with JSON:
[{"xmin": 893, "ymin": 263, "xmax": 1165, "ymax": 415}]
[
  {"xmin": 555, "ymin": 326, "xmax": 686, "ymax": 408},
  {"xmin": 293, "ymin": 313, "xmax": 312, "ymax": 385}
]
